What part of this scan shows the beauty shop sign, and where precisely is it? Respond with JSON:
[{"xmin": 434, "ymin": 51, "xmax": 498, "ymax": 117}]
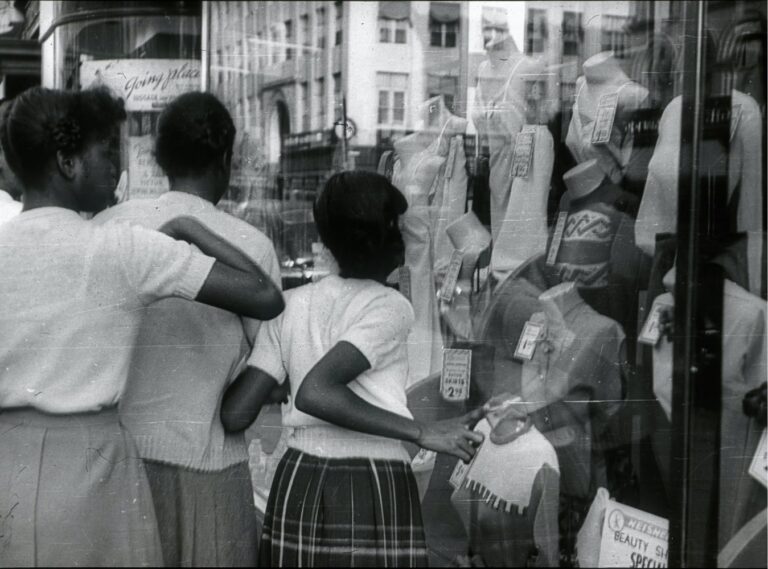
[
  {"xmin": 80, "ymin": 59, "xmax": 201, "ymax": 112},
  {"xmin": 599, "ymin": 502, "xmax": 669, "ymax": 568}
]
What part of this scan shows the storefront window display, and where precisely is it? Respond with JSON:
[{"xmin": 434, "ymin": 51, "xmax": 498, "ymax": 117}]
[
  {"xmin": 36, "ymin": 0, "xmax": 766, "ymax": 566},
  {"xmin": 204, "ymin": 2, "xmax": 766, "ymax": 566}
]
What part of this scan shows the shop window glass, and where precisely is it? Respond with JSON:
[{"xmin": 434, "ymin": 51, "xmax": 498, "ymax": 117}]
[{"xmin": 200, "ymin": 6, "xmax": 768, "ymax": 567}]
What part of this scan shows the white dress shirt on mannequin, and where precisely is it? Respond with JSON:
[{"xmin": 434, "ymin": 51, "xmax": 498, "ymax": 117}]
[
  {"xmin": 0, "ymin": 189, "xmax": 22, "ymax": 226},
  {"xmin": 635, "ymin": 90, "xmax": 763, "ymax": 295},
  {"xmin": 566, "ymin": 52, "xmax": 649, "ymax": 184}
]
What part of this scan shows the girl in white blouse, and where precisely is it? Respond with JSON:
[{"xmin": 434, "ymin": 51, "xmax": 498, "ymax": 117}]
[
  {"xmin": 221, "ymin": 171, "xmax": 485, "ymax": 567},
  {"xmin": 0, "ymin": 87, "xmax": 283, "ymax": 567}
]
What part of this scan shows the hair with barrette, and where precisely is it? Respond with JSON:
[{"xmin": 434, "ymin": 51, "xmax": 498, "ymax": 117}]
[
  {"xmin": 1, "ymin": 86, "xmax": 126, "ymax": 188},
  {"xmin": 154, "ymin": 91, "xmax": 236, "ymax": 180}
]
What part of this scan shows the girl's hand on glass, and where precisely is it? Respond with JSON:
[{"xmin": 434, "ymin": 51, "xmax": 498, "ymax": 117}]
[{"xmin": 416, "ymin": 408, "xmax": 486, "ymax": 463}]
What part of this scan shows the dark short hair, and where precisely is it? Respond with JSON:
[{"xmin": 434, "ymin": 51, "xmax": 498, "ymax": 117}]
[
  {"xmin": 154, "ymin": 91, "xmax": 236, "ymax": 179},
  {"xmin": 313, "ymin": 170, "xmax": 408, "ymax": 279},
  {"xmin": 1, "ymin": 86, "xmax": 126, "ymax": 187}
]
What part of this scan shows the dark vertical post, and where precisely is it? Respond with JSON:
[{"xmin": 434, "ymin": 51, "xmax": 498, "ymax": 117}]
[{"xmin": 670, "ymin": 1, "xmax": 728, "ymax": 566}]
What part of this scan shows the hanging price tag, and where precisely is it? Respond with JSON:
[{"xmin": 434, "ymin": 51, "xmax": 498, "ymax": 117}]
[
  {"xmin": 638, "ymin": 298, "xmax": 672, "ymax": 346},
  {"xmin": 546, "ymin": 212, "xmax": 569, "ymax": 266},
  {"xmin": 749, "ymin": 429, "xmax": 767, "ymax": 488},
  {"xmin": 514, "ymin": 321, "xmax": 544, "ymax": 361},
  {"xmin": 439, "ymin": 249, "xmax": 464, "ymax": 303},
  {"xmin": 511, "ymin": 125, "xmax": 536, "ymax": 178},
  {"xmin": 398, "ymin": 266, "xmax": 412, "ymax": 302},
  {"xmin": 440, "ymin": 348, "xmax": 472, "ymax": 401},
  {"xmin": 591, "ymin": 92, "xmax": 620, "ymax": 145}
]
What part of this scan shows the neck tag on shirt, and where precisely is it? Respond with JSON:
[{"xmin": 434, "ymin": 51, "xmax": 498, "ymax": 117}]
[
  {"xmin": 514, "ymin": 321, "xmax": 544, "ymax": 360},
  {"xmin": 441, "ymin": 348, "xmax": 472, "ymax": 402},
  {"xmin": 638, "ymin": 298, "xmax": 672, "ymax": 346},
  {"xmin": 440, "ymin": 249, "xmax": 464, "ymax": 303},
  {"xmin": 444, "ymin": 136, "xmax": 458, "ymax": 180},
  {"xmin": 591, "ymin": 92, "xmax": 619, "ymax": 145},
  {"xmin": 749, "ymin": 429, "xmax": 767, "ymax": 488},
  {"xmin": 398, "ymin": 266, "xmax": 412, "ymax": 302},
  {"xmin": 511, "ymin": 125, "xmax": 536, "ymax": 178},
  {"xmin": 546, "ymin": 212, "xmax": 569, "ymax": 266},
  {"xmin": 730, "ymin": 104, "xmax": 742, "ymax": 142}
]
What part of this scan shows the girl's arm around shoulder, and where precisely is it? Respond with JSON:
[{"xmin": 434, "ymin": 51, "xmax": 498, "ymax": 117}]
[{"xmin": 160, "ymin": 215, "xmax": 284, "ymax": 319}]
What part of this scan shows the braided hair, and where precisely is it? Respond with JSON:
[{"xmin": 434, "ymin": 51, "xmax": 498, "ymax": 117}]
[
  {"xmin": 1, "ymin": 86, "xmax": 125, "ymax": 188},
  {"xmin": 313, "ymin": 171, "xmax": 408, "ymax": 280},
  {"xmin": 154, "ymin": 92, "xmax": 236, "ymax": 180}
]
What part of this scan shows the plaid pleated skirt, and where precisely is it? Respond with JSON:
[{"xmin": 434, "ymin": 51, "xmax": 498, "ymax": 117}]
[{"xmin": 259, "ymin": 448, "xmax": 429, "ymax": 567}]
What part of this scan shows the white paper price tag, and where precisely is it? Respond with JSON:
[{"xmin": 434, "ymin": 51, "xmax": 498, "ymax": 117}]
[
  {"xmin": 598, "ymin": 502, "xmax": 669, "ymax": 568},
  {"xmin": 638, "ymin": 298, "xmax": 672, "ymax": 346},
  {"xmin": 439, "ymin": 250, "xmax": 464, "ymax": 303},
  {"xmin": 749, "ymin": 429, "xmax": 768, "ymax": 488},
  {"xmin": 514, "ymin": 321, "xmax": 543, "ymax": 361},
  {"xmin": 398, "ymin": 266, "xmax": 412, "ymax": 302},
  {"xmin": 511, "ymin": 126, "xmax": 536, "ymax": 178},
  {"xmin": 449, "ymin": 456, "xmax": 471, "ymax": 489},
  {"xmin": 440, "ymin": 348, "xmax": 472, "ymax": 401},
  {"xmin": 546, "ymin": 212, "xmax": 569, "ymax": 266},
  {"xmin": 591, "ymin": 92, "xmax": 620, "ymax": 145},
  {"xmin": 412, "ymin": 448, "xmax": 436, "ymax": 468}
]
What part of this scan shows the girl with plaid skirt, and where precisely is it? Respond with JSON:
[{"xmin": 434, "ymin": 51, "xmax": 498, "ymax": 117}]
[{"xmin": 222, "ymin": 171, "xmax": 485, "ymax": 567}]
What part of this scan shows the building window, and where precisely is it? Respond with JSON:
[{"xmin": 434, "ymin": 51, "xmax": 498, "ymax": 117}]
[
  {"xmin": 429, "ymin": 3, "xmax": 459, "ymax": 48},
  {"xmin": 300, "ymin": 14, "xmax": 310, "ymax": 48},
  {"xmin": 430, "ymin": 20, "xmax": 458, "ymax": 47},
  {"xmin": 526, "ymin": 8, "xmax": 547, "ymax": 54},
  {"xmin": 377, "ymin": 72, "xmax": 408, "ymax": 126},
  {"xmin": 379, "ymin": 19, "xmax": 408, "ymax": 44},
  {"xmin": 314, "ymin": 78, "xmax": 326, "ymax": 129},
  {"xmin": 285, "ymin": 19, "xmax": 293, "ymax": 60},
  {"xmin": 334, "ymin": 1, "xmax": 343, "ymax": 46},
  {"xmin": 601, "ymin": 15, "xmax": 628, "ymax": 58},
  {"xmin": 270, "ymin": 26, "xmax": 281, "ymax": 63},
  {"xmin": 300, "ymin": 82, "xmax": 310, "ymax": 132},
  {"xmin": 316, "ymin": 7, "xmax": 326, "ymax": 49},
  {"xmin": 333, "ymin": 72, "xmax": 342, "ymax": 121},
  {"xmin": 562, "ymin": 11, "xmax": 582, "ymax": 57}
]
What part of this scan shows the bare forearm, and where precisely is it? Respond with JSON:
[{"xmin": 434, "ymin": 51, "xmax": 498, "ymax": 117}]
[{"xmin": 297, "ymin": 383, "xmax": 422, "ymax": 443}]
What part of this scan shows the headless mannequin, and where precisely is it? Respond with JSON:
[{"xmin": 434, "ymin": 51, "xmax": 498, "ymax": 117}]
[
  {"xmin": 440, "ymin": 212, "xmax": 492, "ymax": 341},
  {"xmin": 562, "ymin": 158, "xmax": 604, "ymax": 200},
  {"xmin": 473, "ymin": 35, "xmax": 544, "ymax": 241},
  {"xmin": 392, "ymin": 102, "xmax": 467, "ymax": 385},
  {"xmin": 566, "ymin": 52, "xmax": 649, "ymax": 185}
]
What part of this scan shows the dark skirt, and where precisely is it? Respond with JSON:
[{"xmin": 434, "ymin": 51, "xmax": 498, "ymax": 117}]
[
  {"xmin": 144, "ymin": 460, "xmax": 259, "ymax": 567},
  {"xmin": 259, "ymin": 448, "xmax": 429, "ymax": 568},
  {"xmin": 0, "ymin": 407, "xmax": 162, "ymax": 567}
]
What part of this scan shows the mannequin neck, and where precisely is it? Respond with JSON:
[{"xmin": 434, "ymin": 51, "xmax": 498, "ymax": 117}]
[
  {"xmin": 563, "ymin": 159, "xmax": 604, "ymax": 199},
  {"xmin": 583, "ymin": 52, "xmax": 627, "ymax": 85},
  {"xmin": 539, "ymin": 283, "xmax": 582, "ymax": 325}
]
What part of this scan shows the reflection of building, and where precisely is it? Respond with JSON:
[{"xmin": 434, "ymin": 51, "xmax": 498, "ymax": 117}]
[{"xmin": 210, "ymin": 1, "xmax": 465, "ymax": 199}]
